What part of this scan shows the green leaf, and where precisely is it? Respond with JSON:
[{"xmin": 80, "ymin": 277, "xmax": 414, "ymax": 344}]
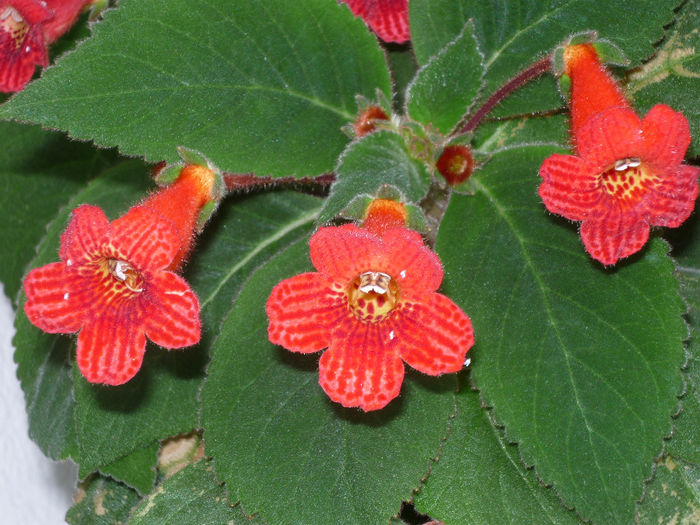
[
  {"xmin": 97, "ymin": 441, "xmax": 159, "ymax": 496},
  {"xmin": 13, "ymin": 160, "xmax": 152, "ymax": 460},
  {"xmin": 66, "ymin": 474, "xmax": 141, "ymax": 525},
  {"xmin": 410, "ymin": 0, "xmax": 679, "ymax": 117},
  {"xmin": 130, "ymin": 460, "xmax": 259, "ymax": 524},
  {"xmin": 386, "ymin": 46, "xmax": 418, "ymax": 112},
  {"xmin": 414, "ymin": 375, "xmax": 580, "ymax": 524},
  {"xmin": 471, "ymin": 114, "xmax": 568, "ymax": 154},
  {"xmin": 320, "ymin": 130, "xmax": 432, "ymax": 223},
  {"xmin": 0, "ymin": 0, "xmax": 391, "ymax": 177},
  {"xmin": 627, "ymin": 0, "xmax": 700, "ymax": 156},
  {"xmin": 667, "ymin": 214, "xmax": 700, "ymax": 465},
  {"xmin": 436, "ymin": 146, "xmax": 687, "ymax": 523},
  {"xmin": 73, "ymin": 191, "xmax": 322, "ymax": 476},
  {"xmin": 406, "ymin": 21, "xmax": 484, "ymax": 135},
  {"xmin": 636, "ymin": 456, "xmax": 700, "ymax": 524},
  {"xmin": 0, "ymin": 122, "xmax": 117, "ymax": 304},
  {"xmin": 200, "ymin": 237, "xmax": 457, "ymax": 524}
]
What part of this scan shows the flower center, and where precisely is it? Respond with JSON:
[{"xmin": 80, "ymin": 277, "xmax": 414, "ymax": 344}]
[
  {"xmin": 600, "ymin": 157, "xmax": 655, "ymax": 206},
  {"xmin": 347, "ymin": 271, "xmax": 400, "ymax": 323},
  {"xmin": 107, "ymin": 258, "xmax": 144, "ymax": 293},
  {"xmin": 0, "ymin": 7, "xmax": 29, "ymax": 50}
]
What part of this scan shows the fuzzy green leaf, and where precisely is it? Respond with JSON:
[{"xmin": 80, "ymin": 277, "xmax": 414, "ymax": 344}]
[
  {"xmin": 200, "ymin": 238, "xmax": 457, "ymax": 524},
  {"xmin": 406, "ymin": 21, "xmax": 484, "ymax": 135},
  {"xmin": 436, "ymin": 146, "xmax": 687, "ymax": 523},
  {"xmin": 414, "ymin": 375, "xmax": 580, "ymax": 524},
  {"xmin": 410, "ymin": 0, "xmax": 679, "ymax": 117},
  {"xmin": 73, "ymin": 191, "xmax": 322, "ymax": 475},
  {"xmin": 0, "ymin": 0, "xmax": 391, "ymax": 177},
  {"xmin": 13, "ymin": 160, "xmax": 152, "ymax": 460},
  {"xmin": 319, "ymin": 130, "xmax": 432, "ymax": 223},
  {"xmin": 66, "ymin": 474, "xmax": 140, "ymax": 525},
  {"xmin": 0, "ymin": 122, "xmax": 117, "ymax": 304},
  {"xmin": 98, "ymin": 442, "xmax": 159, "ymax": 496},
  {"xmin": 130, "ymin": 460, "xmax": 260, "ymax": 524},
  {"xmin": 636, "ymin": 457, "xmax": 700, "ymax": 524}
]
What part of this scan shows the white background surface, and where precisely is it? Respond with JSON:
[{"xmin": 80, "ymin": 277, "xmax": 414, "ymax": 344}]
[{"xmin": 0, "ymin": 285, "xmax": 78, "ymax": 524}]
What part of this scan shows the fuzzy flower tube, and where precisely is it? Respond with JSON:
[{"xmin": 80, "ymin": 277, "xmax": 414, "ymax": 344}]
[
  {"xmin": 266, "ymin": 199, "xmax": 474, "ymax": 411},
  {"xmin": 23, "ymin": 163, "xmax": 219, "ymax": 385},
  {"xmin": 538, "ymin": 43, "xmax": 699, "ymax": 265},
  {"xmin": 0, "ymin": 0, "xmax": 90, "ymax": 92}
]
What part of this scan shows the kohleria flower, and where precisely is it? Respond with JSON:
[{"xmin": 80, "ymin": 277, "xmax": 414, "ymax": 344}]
[
  {"xmin": 340, "ymin": 0, "xmax": 409, "ymax": 43},
  {"xmin": 538, "ymin": 43, "xmax": 699, "ymax": 265},
  {"xmin": 266, "ymin": 199, "xmax": 474, "ymax": 411},
  {"xmin": 23, "ymin": 164, "xmax": 218, "ymax": 385},
  {"xmin": 0, "ymin": 0, "xmax": 89, "ymax": 92}
]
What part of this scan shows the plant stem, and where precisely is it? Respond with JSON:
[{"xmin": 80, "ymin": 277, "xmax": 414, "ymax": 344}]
[
  {"xmin": 458, "ymin": 54, "xmax": 553, "ymax": 135},
  {"xmin": 223, "ymin": 172, "xmax": 335, "ymax": 196}
]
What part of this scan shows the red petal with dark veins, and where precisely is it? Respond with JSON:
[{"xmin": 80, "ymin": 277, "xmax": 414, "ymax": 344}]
[
  {"xmin": 59, "ymin": 205, "xmax": 110, "ymax": 266},
  {"xmin": 143, "ymin": 271, "xmax": 201, "ymax": 349},
  {"xmin": 0, "ymin": 26, "xmax": 47, "ymax": 92},
  {"xmin": 266, "ymin": 272, "xmax": 346, "ymax": 353},
  {"xmin": 342, "ymin": 0, "xmax": 409, "ymax": 43},
  {"xmin": 576, "ymin": 107, "xmax": 645, "ymax": 172},
  {"xmin": 319, "ymin": 322, "xmax": 404, "ymax": 411},
  {"xmin": 580, "ymin": 211, "xmax": 650, "ymax": 266},
  {"xmin": 310, "ymin": 224, "xmax": 383, "ymax": 282},
  {"xmin": 645, "ymin": 164, "xmax": 700, "ymax": 228},
  {"xmin": 76, "ymin": 304, "xmax": 146, "ymax": 386},
  {"xmin": 379, "ymin": 227, "xmax": 443, "ymax": 294},
  {"xmin": 641, "ymin": 104, "xmax": 692, "ymax": 170},
  {"xmin": 23, "ymin": 262, "xmax": 85, "ymax": 333},
  {"xmin": 110, "ymin": 206, "xmax": 180, "ymax": 271},
  {"xmin": 539, "ymin": 153, "xmax": 606, "ymax": 221},
  {"xmin": 395, "ymin": 293, "xmax": 474, "ymax": 375}
]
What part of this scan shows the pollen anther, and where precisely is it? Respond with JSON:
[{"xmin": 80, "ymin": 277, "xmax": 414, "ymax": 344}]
[
  {"xmin": 108, "ymin": 258, "xmax": 144, "ymax": 293},
  {"xmin": 614, "ymin": 157, "xmax": 641, "ymax": 171}
]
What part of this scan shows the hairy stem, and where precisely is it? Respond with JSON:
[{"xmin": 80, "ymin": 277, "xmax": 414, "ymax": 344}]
[
  {"xmin": 458, "ymin": 54, "xmax": 553, "ymax": 135},
  {"xmin": 223, "ymin": 173, "xmax": 335, "ymax": 196}
]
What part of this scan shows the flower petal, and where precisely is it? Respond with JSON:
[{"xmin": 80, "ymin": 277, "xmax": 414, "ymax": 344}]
[
  {"xmin": 59, "ymin": 204, "xmax": 110, "ymax": 266},
  {"xmin": 380, "ymin": 227, "xmax": 443, "ymax": 294},
  {"xmin": 395, "ymin": 293, "xmax": 474, "ymax": 375},
  {"xmin": 645, "ymin": 164, "xmax": 700, "ymax": 228},
  {"xmin": 580, "ymin": 210, "xmax": 650, "ymax": 265},
  {"xmin": 143, "ymin": 271, "xmax": 201, "ymax": 349},
  {"xmin": 266, "ymin": 272, "xmax": 346, "ymax": 353},
  {"xmin": 576, "ymin": 107, "xmax": 645, "ymax": 172},
  {"xmin": 538, "ymin": 153, "xmax": 605, "ymax": 221},
  {"xmin": 310, "ymin": 224, "xmax": 383, "ymax": 281},
  {"xmin": 23, "ymin": 262, "xmax": 85, "ymax": 333},
  {"xmin": 319, "ymin": 323, "xmax": 404, "ymax": 411},
  {"xmin": 342, "ymin": 0, "xmax": 409, "ymax": 43},
  {"xmin": 110, "ymin": 206, "xmax": 180, "ymax": 271},
  {"xmin": 43, "ymin": 0, "xmax": 90, "ymax": 43},
  {"xmin": 76, "ymin": 305, "xmax": 146, "ymax": 386},
  {"xmin": 642, "ymin": 104, "xmax": 692, "ymax": 169}
]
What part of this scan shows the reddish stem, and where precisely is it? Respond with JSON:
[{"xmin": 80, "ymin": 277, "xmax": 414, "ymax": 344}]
[
  {"xmin": 223, "ymin": 172, "xmax": 335, "ymax": 195},
  {"xmin": 458, "ymin": 54, "xmax": 553, "ymax": 135}
]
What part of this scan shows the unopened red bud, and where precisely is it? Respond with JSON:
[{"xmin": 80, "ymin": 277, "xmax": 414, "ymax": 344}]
[
  {"xmin": 436, "ymin": 145, "xmax": 474, "ymax": 186},
  {"xmin": 354, "ymin": 106, "xmax": 388, "ymax": 137}
]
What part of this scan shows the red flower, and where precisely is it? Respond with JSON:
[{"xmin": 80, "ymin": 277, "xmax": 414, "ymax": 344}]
[
  {"xmin": 0, "ymin": 0, "xmax": 88, "ymax": 92},
  {"xmin": 23, "ymin": 164, "xmax": 217, "ymax": 385},
  {"xmin": 266, "ymin": 200, "xmax": 474, "ymax": 411},
  {"xmin": 340, "ymin": 0, "xmax": 409, "ymax": 43},
  {"xmin": 538, "ymin": 44, "xmax": 699, "ymax": 265}
]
